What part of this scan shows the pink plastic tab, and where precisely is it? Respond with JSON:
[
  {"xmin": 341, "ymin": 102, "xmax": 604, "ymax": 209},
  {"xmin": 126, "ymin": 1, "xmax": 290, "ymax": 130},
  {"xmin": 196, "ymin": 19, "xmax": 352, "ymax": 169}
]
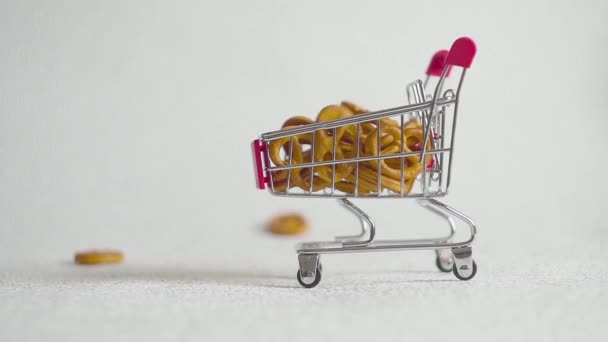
[
  {"xmin": 251, "ymin": 139, "xmax": 268, "ymax": 190},
  {"xmin": 426, "ymin": 50, "xmax": 451, "ymax": 77},
  {"xmin": 445, "ymin": 37, "xmax": 476, "ymax": 68}
]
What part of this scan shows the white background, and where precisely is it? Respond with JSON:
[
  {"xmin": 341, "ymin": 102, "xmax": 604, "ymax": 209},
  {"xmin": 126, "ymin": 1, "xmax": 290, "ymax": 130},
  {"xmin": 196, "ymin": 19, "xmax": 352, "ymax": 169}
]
[{"xmin": 0, "ymin": 0, "xmax": 606, "ymax": 341}]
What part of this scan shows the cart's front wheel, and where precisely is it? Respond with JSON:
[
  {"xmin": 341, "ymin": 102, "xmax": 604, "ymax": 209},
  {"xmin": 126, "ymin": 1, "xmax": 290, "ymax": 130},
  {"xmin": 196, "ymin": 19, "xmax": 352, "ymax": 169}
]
[
  {"xmin": 453, "ymin": 260, "xmax": 477, "ymax": 281},
  {"xmin": 297, "ymin": 266, "xmax": 322, "ymax": 288}
]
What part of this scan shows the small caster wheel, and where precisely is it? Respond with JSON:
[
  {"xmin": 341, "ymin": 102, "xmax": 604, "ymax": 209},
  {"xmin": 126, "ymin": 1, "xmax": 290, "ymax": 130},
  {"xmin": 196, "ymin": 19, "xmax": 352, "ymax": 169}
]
[
  {"xmin": 436, "ymin": 255, "xmax": 453, "ymax": 272},
  {"xmin": 453, "ymin": 260, "xmax": 477, "ymax": 281},
  {"xmin": 297, "ymin": 266, "xmax": 322, "ymax": 288}
]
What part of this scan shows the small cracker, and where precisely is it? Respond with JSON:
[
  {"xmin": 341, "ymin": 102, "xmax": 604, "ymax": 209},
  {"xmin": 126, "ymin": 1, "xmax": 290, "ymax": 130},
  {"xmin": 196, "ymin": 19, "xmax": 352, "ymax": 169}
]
[
  {"xmin": 268, "ymin": 213, "xmax": 308, "ymax": 235},
  {"xmin": 74, "ymin": 250, "xmax": 124, "ymax": 265}
]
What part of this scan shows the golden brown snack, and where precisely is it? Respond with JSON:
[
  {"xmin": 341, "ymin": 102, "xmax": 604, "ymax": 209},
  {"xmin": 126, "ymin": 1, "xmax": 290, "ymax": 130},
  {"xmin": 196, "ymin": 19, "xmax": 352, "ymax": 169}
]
[
  {"xmin": 74, "ymin": 250, "xmax": 124, "ymax": 265},
  {"xmin": 362, "ymin": 125, "xmax": 428, "ymax": 180},
  {"xmin": 339, "ymin": 164, "xmax": 417, "ymax": 195},
  {"xmin": 342, "ymin": 100, "xmax": 399, "ymax": 129},
  {"xmin": 282, "ymin": 116, "xmax": 314, "ymax": 128},
  {"xmin": 268, "ymin": 213, "xmax": 308, "ymax": 235},
  {"xmin": 268, "ymin": 101, "xmax": 433, "ymax": 195},
  {"xmin": 341, "ymin": 101, "xmax": 368, "ymax": 114}
]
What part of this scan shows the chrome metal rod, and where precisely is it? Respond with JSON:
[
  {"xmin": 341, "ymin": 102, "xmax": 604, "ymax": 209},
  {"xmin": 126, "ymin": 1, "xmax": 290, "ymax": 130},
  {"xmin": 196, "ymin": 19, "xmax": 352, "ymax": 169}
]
[
  {"xmin": 339, "ymin": 198, "xmax": 376, "ymax": 246},
  {"xmin": 297, "ymin": 239, "xmax": 468, "ymax": 254},
  {"xmin": 420, "ymin": 68, "xmax": 449, "ymax": 164},
  {"xmin": 447, "ymin": 69, "xmax": 466, "ymax": 189},
  {"xmin": 376, "ymin": 119, "xmax": 381, "ymax": 195},
  {"xmin": 419, "ymin": 198, "xmax": 476, "ymax": 243},
  {"xmin": 309, "ymin": 130, "xmax": 316, "ymax": 193},
  {"xmin": 400, "ymin": 113, "xmax": 405, "ymax": 196},
  {"xmin": 334, "ymin": 199, "xmax": 371, "ymax": 243},
  {"xmin": 261, "ymin": 97, "xmax": 457, "ymax": 140},
  {"xmin": 269, "ymin": 148, "xmax": 451, "ymax": 171},
  {"xmin": 286, "ymin": 136, "xmax": 294, "ymax": 194},
  {"xmin": 417, "ymin": 198, "xmax": 456, "ymax": 242},
  {"xmin": 354, "ymin": 123, "xmax": 360, "ymax": 197},
  {"xmin": 269, "ymin": 191, "xmax": 445, "ymax": 199},
  {"xmin": 331, "ymin": 127, "xmax": 337, "ymax": 195},
  {"xmin": 296, "ymin": 198, "xmax": 475, "ymax": 254}
]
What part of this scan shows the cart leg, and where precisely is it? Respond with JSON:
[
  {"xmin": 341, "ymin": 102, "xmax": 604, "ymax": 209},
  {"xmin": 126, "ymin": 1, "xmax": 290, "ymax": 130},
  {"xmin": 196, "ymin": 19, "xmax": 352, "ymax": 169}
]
[
  {"xmin": 418, "ymin": 199, "xmax": 457, "ymax": 272},
  {"xmin": 334, "ymin": 198, "xmax": 376, "ymax": 246},
  {"xmin": 417, "ymin": 198, "xmax": 476, "ymax": 244},
  {"xmin": 418, "ymin": 198, "xmax": 477, "ymax": 279},
  {"xmin": 297, "ymin": 254, "xmax": 322, "ymax": 288}
]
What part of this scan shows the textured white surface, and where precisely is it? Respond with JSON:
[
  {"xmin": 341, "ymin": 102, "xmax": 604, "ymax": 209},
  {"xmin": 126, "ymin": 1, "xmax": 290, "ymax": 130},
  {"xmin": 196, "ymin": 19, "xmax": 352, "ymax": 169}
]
[
  {"xmin": 0, "ymin": 237, "xmax": 606, "ymax": 342},
  {"xmin": 1, "ymin": 0, "xmax": 607, "ymax": 341}
]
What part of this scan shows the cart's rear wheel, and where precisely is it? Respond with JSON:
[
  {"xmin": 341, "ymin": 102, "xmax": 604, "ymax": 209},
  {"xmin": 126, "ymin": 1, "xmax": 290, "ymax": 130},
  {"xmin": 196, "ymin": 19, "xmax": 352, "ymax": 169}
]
[
  {"xmin": 435, "ymin": 250, "xmax": 453, "ymax": 273},
  {"xmin": 436, "ymin": 255, "xmax": 453, "ymax": 272},
  {"xmin": 453, "ymin": 260, "xmax": 477, "ymax": 281},
  {"xmin": 297, "ymin": 266, "xmax": 322, "ymax": 288}
]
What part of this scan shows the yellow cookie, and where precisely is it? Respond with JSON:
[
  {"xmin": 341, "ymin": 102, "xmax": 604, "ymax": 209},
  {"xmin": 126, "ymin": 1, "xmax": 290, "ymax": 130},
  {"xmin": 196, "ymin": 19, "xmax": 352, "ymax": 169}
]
[
  {"xmin": 74, "ymin": 250, "xmax": 124, "ymax": 265},
  {"xmin": 268, "ymin": 213, "xmax": 308, "ymax": 235}
]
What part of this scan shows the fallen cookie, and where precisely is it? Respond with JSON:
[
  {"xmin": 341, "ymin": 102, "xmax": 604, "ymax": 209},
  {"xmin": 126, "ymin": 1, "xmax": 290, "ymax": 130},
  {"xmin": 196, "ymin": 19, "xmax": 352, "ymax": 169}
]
[
  {"xmin": 74, "ymin": 250, "xmax": 124, "ymax": 265},
  {"xmin": 268, "ymin": 213, "xmax": 308, "ymax": 235}
]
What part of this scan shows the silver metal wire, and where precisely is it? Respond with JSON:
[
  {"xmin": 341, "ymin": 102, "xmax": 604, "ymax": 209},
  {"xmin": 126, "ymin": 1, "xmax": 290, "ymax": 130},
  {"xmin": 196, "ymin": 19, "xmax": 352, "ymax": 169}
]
[
  {"xmin": 269, "ymin": 149, "xmax": 450, "ymax": 171},
  {"xmin": 400, "ymin": 113, "xmax": 405, "ymax": 196},
  {"xmin": 286, "ymin": 136, "xmax": 293, "ymax": 194},
  {"xmin": 261, "ymin": 97, "xmax": 456, "ymax": 140},
  {"xmin": 376, "ymin": 119, "xmax": 381, "ymax": 195},
  {"xmin": 446, "ymin": 69, "xmax": 466, "ymax": 189},
  {"xmin": 310, "ymin": 131, "xmax": 316, "ymax": 193},
  {"xmin": 331, "ymin": 128, "xmax": 336, "ymax": 195},
  {"xmin": 355, "ymin": 123, "xmax": 360, "ymax": 197}
]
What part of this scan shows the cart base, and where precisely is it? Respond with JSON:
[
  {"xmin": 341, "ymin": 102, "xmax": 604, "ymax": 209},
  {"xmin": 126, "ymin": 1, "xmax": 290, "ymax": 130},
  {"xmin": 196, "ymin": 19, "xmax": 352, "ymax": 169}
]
[{"xmin": 295, "ymin": 197, "xmax": 477, "ymax": 288}]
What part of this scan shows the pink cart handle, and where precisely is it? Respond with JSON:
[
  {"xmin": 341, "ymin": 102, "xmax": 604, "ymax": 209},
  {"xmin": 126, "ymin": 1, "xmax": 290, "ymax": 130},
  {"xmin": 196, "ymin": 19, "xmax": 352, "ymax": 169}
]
[
  {"xmin": 445, "ymin": 37, "xmax": 477, "ymax": 68},
  {"xmin": 426, "ymin": 50, "xmax": 451, "ymax": 77},
  {"xmin": 251, "ymin": 139, "xmax": 268, "ymax": 190}
]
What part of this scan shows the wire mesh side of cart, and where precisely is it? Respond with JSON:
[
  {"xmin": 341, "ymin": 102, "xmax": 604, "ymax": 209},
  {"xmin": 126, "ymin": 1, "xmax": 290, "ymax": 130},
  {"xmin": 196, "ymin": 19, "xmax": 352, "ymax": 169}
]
[{"xmin": 252, "ymin": 39, "xmax": 476, "ymax": 199}]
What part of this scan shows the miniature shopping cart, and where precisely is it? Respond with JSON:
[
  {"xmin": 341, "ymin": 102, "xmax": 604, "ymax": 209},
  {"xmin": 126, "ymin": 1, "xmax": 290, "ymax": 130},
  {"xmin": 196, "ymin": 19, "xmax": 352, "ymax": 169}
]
[{"xmin": 252, "ymin": 37, "xmax": 477, "ymax": 288}]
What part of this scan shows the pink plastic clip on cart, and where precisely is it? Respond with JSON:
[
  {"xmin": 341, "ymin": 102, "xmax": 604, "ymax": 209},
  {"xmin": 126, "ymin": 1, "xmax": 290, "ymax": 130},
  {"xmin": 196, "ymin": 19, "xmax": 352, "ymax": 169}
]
[{"xmin": 252, "ymin": 37, "xmax": 477, "ymax": 288}]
